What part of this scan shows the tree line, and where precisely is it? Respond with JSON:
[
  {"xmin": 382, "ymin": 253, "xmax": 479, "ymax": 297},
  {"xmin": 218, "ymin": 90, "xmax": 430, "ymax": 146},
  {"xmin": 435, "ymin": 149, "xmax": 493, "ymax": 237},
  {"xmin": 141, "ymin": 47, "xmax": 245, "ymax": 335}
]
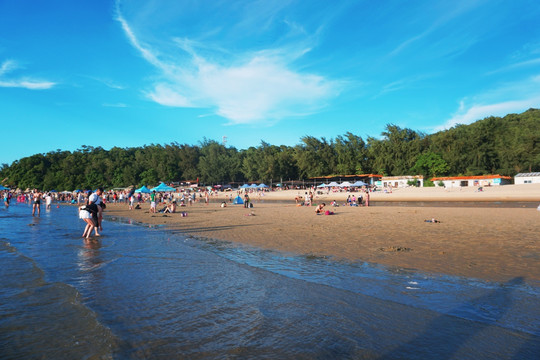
[{"xmin": 1, "ymin": 108, "xmax": 538, "ymax": 191}]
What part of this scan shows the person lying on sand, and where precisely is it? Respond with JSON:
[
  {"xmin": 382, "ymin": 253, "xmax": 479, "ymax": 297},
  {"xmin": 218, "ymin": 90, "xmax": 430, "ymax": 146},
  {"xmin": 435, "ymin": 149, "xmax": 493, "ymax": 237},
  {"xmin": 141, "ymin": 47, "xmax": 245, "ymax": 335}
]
[{"xmin": 424, "ymin": 218, "xmax": 441, "ymax": 223}]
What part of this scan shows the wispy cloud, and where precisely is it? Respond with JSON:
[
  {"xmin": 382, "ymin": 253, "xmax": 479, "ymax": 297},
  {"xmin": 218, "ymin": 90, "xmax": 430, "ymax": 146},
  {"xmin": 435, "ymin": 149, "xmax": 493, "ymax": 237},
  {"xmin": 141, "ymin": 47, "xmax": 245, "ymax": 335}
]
[
  {"xmin": 435, "ymin": 75, "xmax": 540, "ymax": 131},
  {"xmin": 102, "ymin": 103, "xmax": 128, "ymax": 108},
  {"xmin": 115, "ymin": 1, "xmax": 340, "ymax": 125},
  {"xmin": 486, "ymin": 57, "xmax": 540, "ymax": 76},
  {"xmin": 0, "ymin": 59, "xmax": 55, "ymax": 90},
  {"xmin": 88, "ymin": 76, "xmax": 125, "ymax": 90}
]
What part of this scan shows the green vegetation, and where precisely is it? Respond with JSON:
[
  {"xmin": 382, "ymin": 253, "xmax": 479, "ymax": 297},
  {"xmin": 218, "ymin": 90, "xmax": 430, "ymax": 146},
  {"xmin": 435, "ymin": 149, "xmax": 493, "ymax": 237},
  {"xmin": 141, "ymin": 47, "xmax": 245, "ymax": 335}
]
[{"xmin": 1, "ymin": 109, "xmax": 539, "ymax": 190}]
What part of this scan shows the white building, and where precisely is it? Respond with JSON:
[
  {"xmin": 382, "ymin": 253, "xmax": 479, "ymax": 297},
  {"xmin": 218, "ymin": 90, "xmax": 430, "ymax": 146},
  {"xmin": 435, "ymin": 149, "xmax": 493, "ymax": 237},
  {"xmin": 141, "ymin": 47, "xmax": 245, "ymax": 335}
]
[
  {"xmin": 431, "ymin": 174, "xmax": 512, "ymax": 188},
  {"xmin": 380, "ymin": 175, "xmax": 423, "ymax": 188},
  {"xmin": 514, "ymin": 172, "xmax": 540, "ymax": 184}
]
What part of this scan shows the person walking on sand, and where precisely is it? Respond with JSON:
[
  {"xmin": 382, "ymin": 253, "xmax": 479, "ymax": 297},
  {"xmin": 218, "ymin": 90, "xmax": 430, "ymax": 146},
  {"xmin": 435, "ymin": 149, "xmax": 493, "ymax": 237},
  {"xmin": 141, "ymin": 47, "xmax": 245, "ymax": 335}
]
[
  {"xmin": 32, "ymin": 189, "xmax": 42, "ymax": 216},
  {"xmin": 365, "ymin": 190, "xmax": 370, "ymax": 207},
  {"xmin": 150, "ymin": 190, "xmax": 157, "ymax": 213}
]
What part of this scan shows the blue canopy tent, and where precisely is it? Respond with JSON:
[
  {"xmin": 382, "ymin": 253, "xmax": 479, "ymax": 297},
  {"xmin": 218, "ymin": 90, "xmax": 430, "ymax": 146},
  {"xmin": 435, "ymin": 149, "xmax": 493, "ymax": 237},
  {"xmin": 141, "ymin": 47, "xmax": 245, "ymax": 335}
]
[
  {"xmin": 352, "ymin": 180, "xmax": 368, "ymax": 187},
  {"xmin": 249, "ymin": 184, "xmax": 258, "ymax": 188},
  {"xmin": 240, "ymin": 184, "xmax": 250, "ymax": 189},
  {"xmin": 151, "ymin": 182, "xmax": 176, "ymax": 192},
  {"xmin": 135, "ymin": 185, "xmax": 152, "ymax": 193},
  {"xmin": 0, "ymin": 185, "xmax": 9, "ymax": 191},
  {"xmin": 233, "ymin": 195, "xmax": 244, "ymax": 204},
  {"xmin": 257, "ymin": 183, "xmax": 269, "ymax": 188},
  {"xmin": 316, "ymin": 183, "xmax": 327, "ymax": 188}
]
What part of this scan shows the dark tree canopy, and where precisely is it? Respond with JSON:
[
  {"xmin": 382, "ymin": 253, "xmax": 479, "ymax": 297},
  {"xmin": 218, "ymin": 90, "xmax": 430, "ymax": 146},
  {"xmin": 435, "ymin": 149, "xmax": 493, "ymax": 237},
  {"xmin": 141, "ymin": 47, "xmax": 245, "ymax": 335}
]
[{"xmin": 1, "ymin": 109, "xmax": 539, "ymax": 190}]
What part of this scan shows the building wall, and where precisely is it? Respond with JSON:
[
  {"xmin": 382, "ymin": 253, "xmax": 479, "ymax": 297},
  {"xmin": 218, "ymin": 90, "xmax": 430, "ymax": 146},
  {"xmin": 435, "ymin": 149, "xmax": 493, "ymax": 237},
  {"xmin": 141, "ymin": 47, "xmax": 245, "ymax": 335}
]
[
  {"xmin": 434, "ymin": 178, "xmax": 510, "ymax": 187},
  {"xmin": 514, "ymin": 176, "xmax": 540, "ymax": 184},
  {"xmin": 381, "ymin": 177, "xmax": 423, "ymax": 188}
]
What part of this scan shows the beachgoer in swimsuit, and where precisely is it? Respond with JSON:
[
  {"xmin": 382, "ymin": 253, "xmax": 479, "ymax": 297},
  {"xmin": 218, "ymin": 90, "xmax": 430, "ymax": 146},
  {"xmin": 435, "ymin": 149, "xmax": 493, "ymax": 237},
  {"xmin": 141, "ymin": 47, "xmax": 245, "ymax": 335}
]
[
  {"xmin": 32, "ymin": 189, "xmax": 42, "ymax": 216},
  {"xmin": 315, "ymin": 203, "xmax": 326, "ymax": 214},
  {"xmin": 3, "ymin": 191, "xmax": 9, "ymax": 207}
]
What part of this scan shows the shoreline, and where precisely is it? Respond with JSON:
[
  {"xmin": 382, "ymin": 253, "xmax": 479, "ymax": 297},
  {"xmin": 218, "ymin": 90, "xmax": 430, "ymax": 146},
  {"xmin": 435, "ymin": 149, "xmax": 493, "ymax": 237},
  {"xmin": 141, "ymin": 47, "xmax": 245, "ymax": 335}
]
[{"xmin": 104, "ymin": 188, "xmax": 540, "ymax": 284}]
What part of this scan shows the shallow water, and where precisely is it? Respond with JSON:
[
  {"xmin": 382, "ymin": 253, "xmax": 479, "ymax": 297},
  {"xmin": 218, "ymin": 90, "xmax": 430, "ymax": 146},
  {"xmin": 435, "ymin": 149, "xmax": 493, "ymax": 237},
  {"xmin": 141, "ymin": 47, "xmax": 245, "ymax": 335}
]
[{"xmin": 1, "ymin": 203, "xmax": 539, "ymax": 359}]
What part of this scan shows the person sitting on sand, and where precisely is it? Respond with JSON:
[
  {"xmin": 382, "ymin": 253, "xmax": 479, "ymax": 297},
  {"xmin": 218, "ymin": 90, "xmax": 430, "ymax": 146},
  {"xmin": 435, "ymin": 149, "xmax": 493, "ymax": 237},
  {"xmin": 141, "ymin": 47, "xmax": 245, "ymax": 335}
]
[
  {"xmin": 315, "ymin": 203, "xmax": 326, "ymax": 214},
  {"xmin": 164, "ymin": 201, "xmax": 177, "ymax": 213}
]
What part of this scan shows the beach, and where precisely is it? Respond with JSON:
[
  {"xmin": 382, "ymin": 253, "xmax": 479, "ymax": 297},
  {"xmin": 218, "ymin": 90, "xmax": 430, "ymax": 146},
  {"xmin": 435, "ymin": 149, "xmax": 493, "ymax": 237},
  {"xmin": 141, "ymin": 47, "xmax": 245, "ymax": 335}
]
[{"xmin": 106, "ymin": 184, "xmax": 540, "ymax": 284}]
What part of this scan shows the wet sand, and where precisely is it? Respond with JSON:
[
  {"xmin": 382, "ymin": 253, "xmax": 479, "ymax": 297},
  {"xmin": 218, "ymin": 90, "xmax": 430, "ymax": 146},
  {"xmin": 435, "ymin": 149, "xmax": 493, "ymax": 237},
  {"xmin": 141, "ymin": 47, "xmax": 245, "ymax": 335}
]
[{"xmin": 105, "ymin": 184, "xmax": 540, "ymax": 284}]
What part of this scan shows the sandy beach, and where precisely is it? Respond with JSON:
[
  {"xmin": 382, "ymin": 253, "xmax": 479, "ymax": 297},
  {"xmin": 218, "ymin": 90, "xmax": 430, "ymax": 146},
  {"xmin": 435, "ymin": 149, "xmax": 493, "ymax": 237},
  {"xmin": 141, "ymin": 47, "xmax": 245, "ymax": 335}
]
[{"xmin": 105, "ymin": 184, "xmax": 540, "ymax": 284}]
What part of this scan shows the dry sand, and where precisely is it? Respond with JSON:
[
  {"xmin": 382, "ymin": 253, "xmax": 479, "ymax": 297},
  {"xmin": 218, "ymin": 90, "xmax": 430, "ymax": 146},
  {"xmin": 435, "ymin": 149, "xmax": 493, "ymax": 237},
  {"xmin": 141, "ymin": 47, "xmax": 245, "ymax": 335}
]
[{"xmin": 105, "ymin": 184, "xmax": 540, "ymax": 284}]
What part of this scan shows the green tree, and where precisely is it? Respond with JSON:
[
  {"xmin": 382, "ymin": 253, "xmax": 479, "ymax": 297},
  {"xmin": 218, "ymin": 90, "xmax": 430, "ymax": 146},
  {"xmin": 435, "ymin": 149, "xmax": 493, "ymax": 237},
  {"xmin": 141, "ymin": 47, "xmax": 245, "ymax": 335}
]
[{"xmin": 410, "ymin": 152, "xmax": 449, "ymax": 178}]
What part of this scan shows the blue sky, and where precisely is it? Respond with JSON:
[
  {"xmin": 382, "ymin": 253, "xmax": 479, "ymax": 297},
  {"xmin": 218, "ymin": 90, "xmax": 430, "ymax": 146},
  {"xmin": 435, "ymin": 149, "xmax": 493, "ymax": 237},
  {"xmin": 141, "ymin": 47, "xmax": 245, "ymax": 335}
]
[{"xmin": 1, "ymin": 0, "xmax": 540, "ymax": 165}]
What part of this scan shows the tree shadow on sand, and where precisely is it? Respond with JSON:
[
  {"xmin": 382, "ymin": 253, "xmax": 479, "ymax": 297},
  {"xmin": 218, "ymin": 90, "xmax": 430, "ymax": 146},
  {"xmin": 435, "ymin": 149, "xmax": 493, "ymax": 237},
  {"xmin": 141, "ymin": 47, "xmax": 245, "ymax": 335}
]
[{"xmin": 378, "ymin": 277, "xmax": 540, "ymax": 360}]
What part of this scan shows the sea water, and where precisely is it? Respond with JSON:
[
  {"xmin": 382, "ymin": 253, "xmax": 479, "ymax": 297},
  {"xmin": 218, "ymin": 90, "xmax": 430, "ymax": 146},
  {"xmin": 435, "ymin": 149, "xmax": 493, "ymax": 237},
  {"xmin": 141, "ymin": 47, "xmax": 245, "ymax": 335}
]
[{"xmin": 1, "ymin": 203, "xmax": 539, "ymax": 359}]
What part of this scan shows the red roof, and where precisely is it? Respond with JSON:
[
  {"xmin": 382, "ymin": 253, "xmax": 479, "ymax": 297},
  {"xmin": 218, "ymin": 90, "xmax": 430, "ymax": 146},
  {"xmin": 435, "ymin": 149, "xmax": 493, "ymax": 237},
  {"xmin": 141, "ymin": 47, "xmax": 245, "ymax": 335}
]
[{"xmin": 431, "ymin": 174, "xmax": 511, "ymax": 181}]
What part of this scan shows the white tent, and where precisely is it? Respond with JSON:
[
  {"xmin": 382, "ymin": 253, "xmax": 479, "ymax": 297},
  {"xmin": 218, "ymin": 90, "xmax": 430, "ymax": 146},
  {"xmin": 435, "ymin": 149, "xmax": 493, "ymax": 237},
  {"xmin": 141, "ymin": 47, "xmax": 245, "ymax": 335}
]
[
  {"xmin": 339, "ymin": 181, "xmax": 353, "ymax": 187},
  {"xmin": 327, "ymin": 181, "xmax": 339, "ymax": 187}
]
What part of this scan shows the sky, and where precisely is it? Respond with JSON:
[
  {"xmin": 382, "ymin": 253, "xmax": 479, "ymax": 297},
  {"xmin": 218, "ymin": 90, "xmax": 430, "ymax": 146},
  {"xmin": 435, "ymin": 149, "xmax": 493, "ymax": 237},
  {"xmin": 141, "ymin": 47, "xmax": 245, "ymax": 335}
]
[{"xmin": 1, "ymin": 0, "xmax": 540, "ymax": 165}]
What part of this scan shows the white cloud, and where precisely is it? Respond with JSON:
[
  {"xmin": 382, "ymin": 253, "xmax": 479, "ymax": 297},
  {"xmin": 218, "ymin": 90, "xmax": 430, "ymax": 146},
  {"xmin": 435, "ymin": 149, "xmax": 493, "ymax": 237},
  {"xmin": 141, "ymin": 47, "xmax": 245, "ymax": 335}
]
[
  {"xmin": 115, "ymin": 3, "xmax": 339, "ymax": 125},
  {"xmin": 0, "ymin": 79, "xmax": 55, "ymax": 90},
  {"xmin": 0, "ymin": 60, "xmax": 56, "ymax": 90},
  {"xmin": 437, "ymin": 98, "xmax": 540, "ymax": 131},
  {"xmin": 435, "ymin": 74, "xmax": 540, "ymax": 131}
]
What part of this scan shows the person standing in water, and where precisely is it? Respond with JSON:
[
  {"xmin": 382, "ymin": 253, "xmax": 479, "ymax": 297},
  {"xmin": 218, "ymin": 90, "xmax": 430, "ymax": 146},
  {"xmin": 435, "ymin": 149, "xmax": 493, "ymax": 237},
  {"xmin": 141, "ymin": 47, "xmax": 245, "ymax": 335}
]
[
  {"xmin": 45, "ymin": 193, "xmax": 52, "ymax": 210},
  {"xmin": 3, "ymin": 191, "xmax": 9, "ymax": 208},
  {"xmin": 32, "ymin": 189, "xmax": 42, "ymax": 216},
  {"xmin": 88, "ymin": 188, "xmax": 104, "ymax": 231}
]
